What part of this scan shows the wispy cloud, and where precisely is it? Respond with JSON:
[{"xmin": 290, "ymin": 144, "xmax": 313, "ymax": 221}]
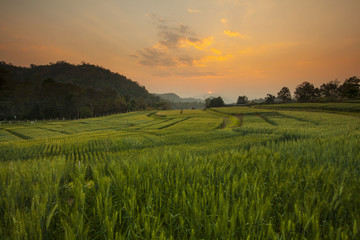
[
  {"xmin": 178, "ymin": 37, "xmax": 213, "ymax": 50},
  {"xmin": 175, "ymin": 70, "xmax": 221, "ymax": 78},
  {"xmin": 154, "ymin": 70, "xmax": 221, "ymax": 78},
  {"xmin": 133, "ymin": 15, "xmax": 214, "ymax": 67},
  {"xmin": 134, "ymin": 46, "xmax": 202, "ymax": 67},
  {"xmin": 224, "ymin": 30, "xmax": 248, "ymax": 39},
  {"xmin": 211, "ymin": 48, "xmax": 222, "ymax": 54},
  {"xmin": 188, "ymin": 8, "xmax": 201, "ymax": 14},
  {"xmin": 194, "ymin": 54, "xmax": 233, "ymax": 67},
  {"xmin": 135, "ymin": 47, "xmax": 177, "ymax": 67},
  {"xmin": 133, "ymin": 14, "xmax": 232, "ymax": 72}
]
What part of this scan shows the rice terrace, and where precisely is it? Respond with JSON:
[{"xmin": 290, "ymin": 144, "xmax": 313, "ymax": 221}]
[
  {"xmin": 1, "ymin": 0, "xmax": 360, "ymax": 239},
  {"xmin": 1, "ymin": 104, "xmax": 359, "ymax": 239}
]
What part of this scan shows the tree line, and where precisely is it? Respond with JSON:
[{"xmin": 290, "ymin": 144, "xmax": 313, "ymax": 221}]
[
  {"xmin": 204, "ymin": 76, "xmax": 359, "ymax": 108},
  {"xmin": 0, "ymin": 62, "xmax": 169, "ymax": 120},
  {"xmin": 264, "ymin": 76, "xmax": 360, "ymax": 104}
]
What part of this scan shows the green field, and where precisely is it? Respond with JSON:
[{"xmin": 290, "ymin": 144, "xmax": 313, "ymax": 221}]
[
  {"xmin": 257, "ymin": 102, "xmax": 360, "ymax": 114},
  {"xmin": 1, "ymin": 106, "xmax": 360, "ymax": 239}
]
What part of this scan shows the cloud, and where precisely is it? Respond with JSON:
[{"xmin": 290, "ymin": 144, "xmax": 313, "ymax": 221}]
[
  {"xmin": 134, "ymin": 15, "xmax": 232, "ymax": 71},
  {"xmin": 211, "ymin": 48, "xmax": 222, "ymax": 54},
  {"xmin": 224, "ymin": 30, "xmax": 248, "ymax": 39},
  {"xmin": 155, "ymin": 22, "xmax": 212, "ymax": 51},
  {"xmin": 135, "ymin": 47, "xmax": 177, "ymax": 67},
  {"xmin": 150, "ymin": 13, "xmax": 166, "ymax": 24},
  {"xmin": 156, "ymin": 24, "xmax": 195, "ymax": 49},
  {"xmin": 188, "ymin": 8, "xmax": 201, "ymax": 14},
  {"xmin": 133, "ymin": 15, "xmax": 215, "ymax": 67},
  {"xmin": 175, "ymin": 70, "xmax": 221, "ymax": 78},
  {"xmin": 178, "ymin": 37, "xmax": 213, "ymax": 50},
  {"xmin": 133, "ymin": 46, "xmax": 201, "ymax": 67},
  {"xmin": 154, "ymin": 70, "xmax": 221, "ymax": 78},
  {"xmin": 221, "ymin": 18, "xmax": 227, "ymax": 24},
  {"xmin": 194, "ymin": 54, "xmax": 233, "ymax": 66}
]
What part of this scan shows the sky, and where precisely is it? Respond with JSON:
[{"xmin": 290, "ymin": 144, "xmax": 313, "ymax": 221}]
[{"xmin": 1, "ymin": 0, "xmax": 360, "ymax": 101}]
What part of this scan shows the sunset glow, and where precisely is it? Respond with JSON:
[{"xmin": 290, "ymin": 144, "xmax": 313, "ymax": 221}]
[{"xmin": 1, "ymin": 0, "xmax": 359, "ymax": 101}]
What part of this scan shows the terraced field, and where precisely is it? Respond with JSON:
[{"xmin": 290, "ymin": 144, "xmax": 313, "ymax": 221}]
[
  {"xmin": 257, "ymin": 102, "xmax": 360, "ymax": 114},
  {"xmin": 0, "ymin": 107, "xmax": 359, "ymax": 239}
]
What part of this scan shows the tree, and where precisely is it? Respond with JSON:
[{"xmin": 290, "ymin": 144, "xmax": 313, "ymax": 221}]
[
  {"xmin": 294, "ymin": 82, "xmax": 317, "ymax": 102},
  {"xmin": 237, "ymin": 96, "xmax": 248, "ymax": 104},
  {"xmin": 212, "ymin": 97, "xmax": 225, "ymax": 107},
  {"xmin": 205, "ymin": 98, "xmax": 211, "ymax": 108},
  {"xmin": 135, "ymin": 97, "xmax": 148, "ymax": 110},
  {"xmin": 0, "ymin": 66, "xmax": 8, "ymax": 90},
  {"xmin": 205, "ymin": 97, "xmax": 225, "ymax": 108},
  {"xmin": 339, "ymin": 76, "xmax": 360, "ymax": 99},
  {"xmin": 265, "ymin": 94, "xmax": 276, "ymax": 104},
  {"xmin": 113, "ymin": 96, "xmax": 128, "ymax": 112},
  {"xmin": 320, "ymin": 80, "xmax": 340, "ymax": 98},
  {"xmin": 277, "ymin": 87, "xmax": 291, "ymax": 103}
]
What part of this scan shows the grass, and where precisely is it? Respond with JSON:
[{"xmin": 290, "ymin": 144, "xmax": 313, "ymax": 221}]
[
  {"xmin": 256, "ymin": 102, "xmax": 360, "ymax": 114},
  {"xmin": 0, "ymin": 106, "xmax": 360, "ymax": 239}
]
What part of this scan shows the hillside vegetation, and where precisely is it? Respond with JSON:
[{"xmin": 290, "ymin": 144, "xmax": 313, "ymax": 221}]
[
  {"xmin": 154, "ymin": 93, "xmax": 204, "ymax": 109},
  {"xmin": 0, "ymin": 105, "xmax": 360, "ymax": 239},
  {"xmin": 0, "ymin": 61, "xmax": 168, "ymax": 120}
]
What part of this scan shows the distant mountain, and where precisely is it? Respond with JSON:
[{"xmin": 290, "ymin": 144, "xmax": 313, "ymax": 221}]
[
  {"xmin": 1, "ymin": 61, "xmax": 153, "ymax": 101},
  {"xmin": 155, "ymin": 93, "xmax": 202, "ymax": 103},
  {"xmin": 154, "ymin": 93, "xmax": 204, "ymax": 109},
  {"xmin": 249, "ymin": 98, "xmax": 265, "ymax": 104},
  {"xmin": 200, "ymin": 93, "xmax": 234, "ymax": 104},
  {"xmin": 0, "ymin": 61, "xmax": 168, "ymax": 120}
]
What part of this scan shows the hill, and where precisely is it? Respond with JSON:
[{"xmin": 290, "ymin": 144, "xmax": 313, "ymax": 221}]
[
  {"xmin": 1, "ymin": 61, "xmax": 153, "ymax": 100},
  {"xmin": 155, "ymin": 93, "xmax": 204, "ymax": 109},
  {"xmin": 155, "ymin": 93, "xmax": 202, "ymax": 103},
  {"xmin": 0, "ymin": 61, "xmax": 168, "ymax": 120}
]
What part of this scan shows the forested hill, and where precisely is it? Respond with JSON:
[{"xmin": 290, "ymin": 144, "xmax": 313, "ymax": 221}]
[
  {"xmin": 154, "ymin": 93, "xmax": 204, "ymax": 109},
  {"xmin": 1, "ymin": 61, "xmax": 151, "ymax": 99},
  {"xmin": 154, "ymin": 93, "xmax": 202, "ymax": 103},
  {"xmin": 0, "ymin": 61, "xmax": 168, "ymax": 120}
]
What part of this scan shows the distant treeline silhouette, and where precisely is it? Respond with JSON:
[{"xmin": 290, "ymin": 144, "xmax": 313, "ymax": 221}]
[
  {"xmin": 0, "ymin": 61, "xmax": 169, "ymax": 120},
  {"xmin": 205, "ymin": 77, "xmax": 359, "ymax": 108},
  {"xmin": 262, "ymin": 77, "xmax": 360, "ymax": 104},
  {"xmin": 250, "ymin": 77, "xmax": 359, "ymax": 105}
]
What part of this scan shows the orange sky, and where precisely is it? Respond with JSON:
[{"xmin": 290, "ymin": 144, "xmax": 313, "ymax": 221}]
[{"xmin": 1, "ymin": 0, "xmax": 359, "ymax": 101}]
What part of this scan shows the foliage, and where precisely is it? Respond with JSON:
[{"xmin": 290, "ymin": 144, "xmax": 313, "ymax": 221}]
[
  {"xmin": 265, "ymin": 94, "xmax": 276, "ymax": 104},
  {"xmin": 155, "ymin": 93, "xmax": 203, "ymax": 109},
  {"xmin": 320, "ymin": 80, "xmax": 340, "ymax": 99},
  {"xmin": 294, "ymin": 82, "xmax": 318, "ymax": 102},
  {"xmin": 277, "ymin": 87, "xmax": 291, "ymax": 103},
  {"xmin": 166, "ymin": 101, "xmax": 204, "ymax": 110},
  {"xmin": 339, "ymin": 76, "xmax": 360, "ymax": 99},
  {"xmin": 205, "ymin": 96, "xmax": 225, "ymax": 108},
  {"xmin": 0, "ymin": 62, "xmax": 168, "ymax": 120},
  {"xmin": 237, "ymin": 95, "xmax": 248, "ymax": 104},
  {"xmin": 0, "ymin": 66, "xmax": 7, "ymax": 90},
  {"xmin": 294, "ymin": 77, "xmax": 359, "ymax": 103}
]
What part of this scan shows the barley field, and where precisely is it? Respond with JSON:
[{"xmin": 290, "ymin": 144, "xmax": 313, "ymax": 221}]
[
  {"xmin": 257, "ymin": 102, "xmax": 360, "ymax": 114},
  {"xmin": 0, "ymin": 106, "xmax": 359, "ymax": 239}
]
